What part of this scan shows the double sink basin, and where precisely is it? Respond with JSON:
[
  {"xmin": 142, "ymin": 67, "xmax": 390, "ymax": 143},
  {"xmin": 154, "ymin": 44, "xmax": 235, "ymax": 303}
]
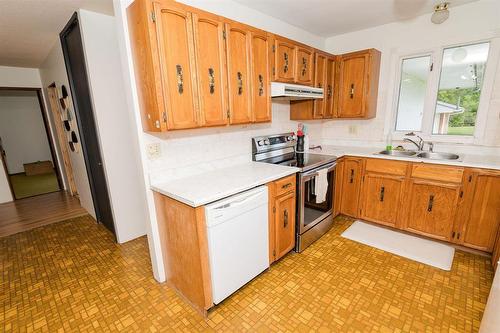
[{"xmin": 378, "ymin": 150, "xmax": 460, "ymax": 161}]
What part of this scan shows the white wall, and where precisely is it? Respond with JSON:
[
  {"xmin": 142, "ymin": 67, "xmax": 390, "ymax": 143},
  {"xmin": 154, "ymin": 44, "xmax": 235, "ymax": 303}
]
[
  {"xmin": 323, "ymin": 0, "xmax": 500, "ymax": 148},
  {"xmin": 0, "ymin": 91, "xmax": 54, "ymax": 174},
  {"xmin": 39, "ymin": 42, "xmax": 96, "ymax": 218},
  {"xmin": 0, "ymin": 66, "xmax": 43, "ymax": 88},
  {"xmin": 0, "ymin": 158, "xmax": 12, "ymax": 203},
  {"xmin": 115, "ymin": 0, "xmax": 326, "ymax": 282},
  {"xmin": 78, "ymin": 9, "xmax": 148, "ymax": 243}
]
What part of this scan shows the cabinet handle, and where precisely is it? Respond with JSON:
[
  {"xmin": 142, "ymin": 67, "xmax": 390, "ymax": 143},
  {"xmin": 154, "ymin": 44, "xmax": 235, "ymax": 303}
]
[
  {"xmin": 258, "ymin": 74, "xmax": 264, "ymax": 96},
  {"xmin": 208, "ymin": 67, "xmax": 215, "ymax": 94},
  {"xmin": 282, "ymin": 183, "xmax": 292, "ymax": 189},
  {"xmin": 457, "ymin": 233, "xmax": 460, "ymax": 240},
  {"xmin": 327, "ymin": 85, "xmax": 332, "ymax": 98},
  {"xmin": 349, "ymin": 83, "xmax": 355, "ymax": 98},
  {"xmin": 237, "ymin": 72, "xmax": 243, "ymax": 95},
  {"xmin": 379, "ymin": 186, "xmax": 385, "ymax": 202},
  {"xmin": 427, "ymin": 195, "xmax": 434, "ymax": 212},
  {"xmin": 452, "ymin": 231, "xmax": 456, "ymax": 238},
  {"xmin": 176, "ymin": 64, "xmax": 184, "ymax": 94},
  {"xmin": 284, "ymin": 209, "xmax": 288, "ymax": 228},
  {"xmin": 301, "ymin": 57, "xmax": 307, "ymax": 77},
  {"xmin": 284, "ymin": 53, "xmax": 289, "ymax": 73},
  {"xmin": 349, "ymin": 169, "xmax": 354, "ymax": 183}
]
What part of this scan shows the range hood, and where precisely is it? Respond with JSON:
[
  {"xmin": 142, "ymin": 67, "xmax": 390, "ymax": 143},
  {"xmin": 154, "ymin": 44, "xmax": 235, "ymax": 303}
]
[{"xmin": 271, "ymin": 82, "xmax": 323, "ymax": 100}]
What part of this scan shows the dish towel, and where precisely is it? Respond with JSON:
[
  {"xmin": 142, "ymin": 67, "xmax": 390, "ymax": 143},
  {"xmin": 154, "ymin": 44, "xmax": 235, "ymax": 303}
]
[{"xmin": 315, "ymin": 168, "xmax": 329, "ymax": 203}]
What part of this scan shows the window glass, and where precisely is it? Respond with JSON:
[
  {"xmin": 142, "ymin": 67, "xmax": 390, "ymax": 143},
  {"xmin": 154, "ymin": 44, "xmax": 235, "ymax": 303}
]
[
  {"xmin": 395, "ymin": 56, "xmax": 431, "ymax": 131},
  {"xmin": 432, "ymin": 42, "xmax": 490, "ymax": 135}
]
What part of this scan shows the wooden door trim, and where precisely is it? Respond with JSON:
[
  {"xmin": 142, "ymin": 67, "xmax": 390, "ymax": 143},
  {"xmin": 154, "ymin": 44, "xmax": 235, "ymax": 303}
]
[
  {"xmin": 46, "ymin": 85, "xmax": 78, "ymax": 195},
  {"xmin": 0, "ymin": 86, "xmax": 64, "ymax": 198}
]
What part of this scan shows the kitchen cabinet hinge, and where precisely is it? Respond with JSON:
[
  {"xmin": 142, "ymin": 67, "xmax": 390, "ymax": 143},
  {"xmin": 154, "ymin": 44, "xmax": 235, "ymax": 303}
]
[
  {"xmin": 273, "ymin": 249, "xmax": 276, "ymax": 257},
  {"xmin": 151, "ymin": 11, "xmax": 156, "ymax": 23},
  {"xmin": 162, "ymin": 112, "xmax": 167, "ymax": 123},
  {"xmin": 459, "ymin": 191, "xmax": 463, "ymax": 198},
  {"xmin": 430, "ymin": 63, "xmax": 433, "ymax": 71},
  {"xmin": 272, "ymin": 45, "xmax": 275, "ymax": 52},
  {"xmin": 226, "ymin": 110, "xmax": 230, "ymax": 119},
  {"xmin": 222, "ymin": 30, "xmax": 226, "ymax": 40},
  {"xmin": 272, "ymin": 67, "xmax": 275, "ymax": 75},
  {"xmin": 273, "ymin": 206, "xmax": 276, "ymax": 213},
  {"xmin": 468, "ymin": 175, "xmax": 472, "ymax": 182}
]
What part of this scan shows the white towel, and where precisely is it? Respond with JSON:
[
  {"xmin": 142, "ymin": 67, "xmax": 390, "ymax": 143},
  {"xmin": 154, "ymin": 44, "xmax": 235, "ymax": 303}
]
[{"xmin": 315, "ymin": 168, "xmax": 328, "ymax": 203}]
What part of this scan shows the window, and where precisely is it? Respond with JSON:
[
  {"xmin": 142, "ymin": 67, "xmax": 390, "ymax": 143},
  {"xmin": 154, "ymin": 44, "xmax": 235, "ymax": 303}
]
[
  {"xmin": 432, "ymin": 42, "xmax": 490, "ymax": 135},
  {"xmin": 393, "ymin": 41, "xmax": 494, "ymax": 140},
  {"xmin": 395, "ymin": 55, "xmax": 431, "ymax": 132}
]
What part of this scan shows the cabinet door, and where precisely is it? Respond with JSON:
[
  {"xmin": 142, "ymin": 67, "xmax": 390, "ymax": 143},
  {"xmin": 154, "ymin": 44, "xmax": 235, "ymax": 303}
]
[
  {"xmin": 337, "ymin": 53, "xmax": 368, "ymax": 118},
  {"xmin": 275, "ymin": 191, "xmax": 296, "ymax": 260},
  {"xmin": 192, "ymin": 12, "xmax": 228, "ymax": 127},
  {"xmin": 360, "ymin": 174, "xmax": 404, "ymax": 227},
  {"xmin": 274, "ymin": 38, "xmax": 296, "ymax": 83},
  {"xmin": 313, "ymin": 52, "xmax": 327, "ymax": 119},
  {"xmin": 405, "ymin": 180, "xmax": 460, "ymax": 241},
  {"xmin": 324, "ymin": 57, "xmax": 335, "ymax": 119},
  {"xmin": 296, "ymin": 46, "xmax": 314, "ymax": 85},
  {"xmin": 461, "ymin": 173, "xmax": 500, "ymax": 251},
  {"xmin": 225, "ymin": 22, "xmax": 252, "ymax": 124},
  {"xmin": 340, "ymin": 158, "xmax": 363, "ymax": 217},
  {"xmin": 154, "ymin": 3, "xmax": 200, "ymax": 130},
  {"xmin": 251, "ymin": 31, "xmax": 271, "ymax": 123}
]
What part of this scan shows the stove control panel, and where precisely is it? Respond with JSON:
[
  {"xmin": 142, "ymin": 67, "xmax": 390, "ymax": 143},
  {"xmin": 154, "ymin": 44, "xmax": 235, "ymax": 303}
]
[{"xmin": 251, "ymin": 132, "xmax": 296, "ymax": 156}]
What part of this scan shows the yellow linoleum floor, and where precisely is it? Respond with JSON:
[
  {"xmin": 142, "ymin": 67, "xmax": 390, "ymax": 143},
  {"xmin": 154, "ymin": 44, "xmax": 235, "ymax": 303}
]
[{"xmin": 0, "ymin": 215, "xmax": 494, "ymax": 332}]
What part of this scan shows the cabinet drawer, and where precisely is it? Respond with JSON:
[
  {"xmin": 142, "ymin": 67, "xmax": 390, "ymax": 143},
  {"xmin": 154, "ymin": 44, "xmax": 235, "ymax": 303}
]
[
  {"xmin": 274, "ymin": 175, "xmax": 296, "ymax": 196},
  {"xmin": 411, "ymin": 164, "xmax": 464, "ymax": 183},
  {"xmin": 365, "ymin": 158, "xmax": 407, "ymax": 176}
]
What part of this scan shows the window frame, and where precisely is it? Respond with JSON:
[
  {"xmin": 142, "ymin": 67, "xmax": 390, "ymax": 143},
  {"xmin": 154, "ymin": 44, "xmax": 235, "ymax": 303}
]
[{"xmin": 390, "ymin": 38, "xmax": 500, "ymax": 145}]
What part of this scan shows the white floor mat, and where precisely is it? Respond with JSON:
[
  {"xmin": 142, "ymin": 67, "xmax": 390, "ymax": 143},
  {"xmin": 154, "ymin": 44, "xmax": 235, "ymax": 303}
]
[{"xmin": 341, "ymin": 221, "xmax": 455, "ymax": 271}]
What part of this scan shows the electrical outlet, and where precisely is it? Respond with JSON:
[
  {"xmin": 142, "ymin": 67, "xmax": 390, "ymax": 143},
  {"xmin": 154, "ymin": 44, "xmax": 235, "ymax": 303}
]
[
  {"xmin": 146, "ymin": 143, "xmax": 161, "ymax": 159},
  {"xmin": 348, "ymin": 125, "xmax": 358, "ymax": 135}
]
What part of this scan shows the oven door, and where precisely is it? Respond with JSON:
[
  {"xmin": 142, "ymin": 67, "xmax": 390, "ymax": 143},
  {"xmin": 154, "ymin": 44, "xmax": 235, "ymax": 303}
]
[{"xmin": 298, "ymin": 162, "xmax": 336, "ymax": 234}]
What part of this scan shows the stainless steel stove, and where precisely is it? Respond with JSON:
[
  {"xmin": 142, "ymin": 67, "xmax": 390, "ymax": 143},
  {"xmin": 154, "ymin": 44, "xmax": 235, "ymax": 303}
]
[{"xmin": 252, "ymin": 133, "xmax": 337, "ymax": 252}]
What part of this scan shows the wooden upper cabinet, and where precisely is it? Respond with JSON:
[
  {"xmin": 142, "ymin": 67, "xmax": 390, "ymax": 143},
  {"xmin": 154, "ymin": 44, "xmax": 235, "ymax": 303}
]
[
  {"xmin": 225, "ymin": 22, "xmax": 252, "ymax": 124},
  {"xmin": 251, "ymin": 30, "xmax": 272, "ymax": 123},
  {"xmin": 324, "ymin": 57, "xmax": 336, "ymax": 119},
  {"xmin": 340, "ymin": 157, "xmax": 363, "ymax": 217},
  {"xmin": 459, "ymin": 171, "xmax": 500, "ymax": 252},
  {"xmin": 313, "ymin": 52, "xmax": 328, "ymax": 119},
  {"xmin": 337, "ymin": 49, "xmax": 380, "ymax": 119},
  {"xmin": 405, "ymin": 180, "xmax": 460, "ymax": 241},
  {"xmin": 153, "ymin": 3, "xmax": 200, "ymax": 130},
  {"xmin": 192, "ymin": 11, "xmax": 228, "ymax": 127},
  {"xmin": 274, "ymin": 38, "xmax": 296, "ymax": 83},
  {"xmin": 296, "ymin": 46, "xmax": 314, "ymax": 85}
]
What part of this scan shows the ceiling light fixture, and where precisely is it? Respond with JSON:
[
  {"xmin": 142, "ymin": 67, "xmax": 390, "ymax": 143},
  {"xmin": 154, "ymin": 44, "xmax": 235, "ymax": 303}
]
[{"xmin": 431, "ymin": 2, "xmax": 450, "ymax": 24}]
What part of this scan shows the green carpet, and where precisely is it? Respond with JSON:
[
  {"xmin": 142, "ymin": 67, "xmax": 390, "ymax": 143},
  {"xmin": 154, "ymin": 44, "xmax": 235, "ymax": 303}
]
[{"xmin": 10, "ymin": 172, "xmax": 60, "ymax": 199}]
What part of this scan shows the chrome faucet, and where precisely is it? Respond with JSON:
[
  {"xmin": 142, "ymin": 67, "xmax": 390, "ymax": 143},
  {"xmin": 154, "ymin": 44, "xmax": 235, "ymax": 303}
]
[{"xmin": 403, "ymin": 132, "xmax": 425, "ymax": 151}]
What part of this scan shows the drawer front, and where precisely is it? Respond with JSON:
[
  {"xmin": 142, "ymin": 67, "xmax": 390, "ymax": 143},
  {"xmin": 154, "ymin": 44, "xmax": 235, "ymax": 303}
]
[
  {"xmin": 274, "ymin": 174, "xmax": 296, "ymax": 196},
  {"xmin": 365, "ymin": 158, "xmax": 407, "ymax": 176},
  {"xmin": 411, "ymin": 163, "xmax": 464, "ymax": 183}
]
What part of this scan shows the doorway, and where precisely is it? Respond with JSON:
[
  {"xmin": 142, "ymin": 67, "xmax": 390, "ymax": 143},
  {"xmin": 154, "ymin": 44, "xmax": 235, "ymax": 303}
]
[
  {"xmin": 60, "ymin": 13, "xmax": 116, "ymax": 236},
  {"xmin": 0, "ymin": 88, "xmax": 63, "ymax": 200}
]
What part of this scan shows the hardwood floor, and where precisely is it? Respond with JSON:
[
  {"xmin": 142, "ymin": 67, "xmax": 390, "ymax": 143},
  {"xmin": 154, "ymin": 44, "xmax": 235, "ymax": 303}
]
[{"xmin": 0, "ymin": 191, "xmax": 88, "ymax": 238}]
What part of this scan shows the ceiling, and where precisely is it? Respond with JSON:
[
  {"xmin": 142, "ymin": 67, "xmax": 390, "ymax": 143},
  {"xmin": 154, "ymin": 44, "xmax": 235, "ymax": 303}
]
[
  {"xmin": 0, "ymin": 0, "xmax": 114, "ymax": 68},
  {"xmin": 233, "ymin": 0, "xmax": 479, "ymax": 37}
]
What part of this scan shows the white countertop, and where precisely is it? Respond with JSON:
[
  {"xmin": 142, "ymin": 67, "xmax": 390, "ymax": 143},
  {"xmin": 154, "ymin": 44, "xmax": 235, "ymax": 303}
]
[
  {"xmin": 309, "ymin": 145, "xmax": 500, "ymax": 170},
  {"xmin": 151, "ymin": 162, "xmax": 299, "ymax": 207}
]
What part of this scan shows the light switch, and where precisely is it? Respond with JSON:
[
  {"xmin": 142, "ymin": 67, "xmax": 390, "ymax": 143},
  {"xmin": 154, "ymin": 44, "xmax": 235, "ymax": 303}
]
[{"xmin": 146, "ymin": 143, "xmax": 161, "ymax": 159}]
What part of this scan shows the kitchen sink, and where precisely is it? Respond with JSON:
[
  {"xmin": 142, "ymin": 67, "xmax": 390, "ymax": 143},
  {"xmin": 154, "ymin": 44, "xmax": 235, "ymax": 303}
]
[
  {"xmin": 416, "ymin": 152, "xmax": 460, "ymax": 160},
  {"xmin": 378, "ymin": 150, "xmax": 417, "ymax": 157}
]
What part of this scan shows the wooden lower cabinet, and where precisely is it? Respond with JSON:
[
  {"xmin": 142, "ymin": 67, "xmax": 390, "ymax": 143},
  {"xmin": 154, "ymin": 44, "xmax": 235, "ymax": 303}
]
[
  {"xmin": 360, "ymin": 173, "xmax": 405, "ymax": 228},
  {"xmin": 457, "ymin": 170, "xmax": 500, "ymax": 251},
  {"xmin": 333, "ymin": 158, "xmax": 344, "ymax": 217},
  {"xmin": 268, "ymin": 175, "xmax": 296, "ymax": 264},
  {"xmin": 340, "ymin": 157, "xmax": 363, "ymax": 217},
  {"xmin": 404, "ymin": 180, "xmax": 460, "ymax": 242}
]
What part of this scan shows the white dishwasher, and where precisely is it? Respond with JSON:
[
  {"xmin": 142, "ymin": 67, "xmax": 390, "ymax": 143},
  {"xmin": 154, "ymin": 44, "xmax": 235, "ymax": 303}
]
[{"xmin": 205, "ymin": 186, "xmax": 269, "ymax": 304}]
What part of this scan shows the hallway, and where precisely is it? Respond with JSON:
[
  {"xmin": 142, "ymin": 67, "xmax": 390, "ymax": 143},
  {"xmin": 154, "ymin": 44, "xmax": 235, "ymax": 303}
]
[{"xmin": 0, "ymin": 191, "xmax": 87, "ymax": 237}]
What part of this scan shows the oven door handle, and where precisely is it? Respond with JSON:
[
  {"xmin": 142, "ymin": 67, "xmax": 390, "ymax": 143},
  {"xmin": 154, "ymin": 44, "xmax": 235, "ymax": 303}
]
[{"xmin": 301, "ymin": 162, "xmax": 336, "ymax": 178}]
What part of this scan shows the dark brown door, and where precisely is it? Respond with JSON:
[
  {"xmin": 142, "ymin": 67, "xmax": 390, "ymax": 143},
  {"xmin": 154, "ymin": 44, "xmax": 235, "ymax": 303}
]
[{"xmin": 60, "ymin": 13, "xmax": 115, "ymax": 236}]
